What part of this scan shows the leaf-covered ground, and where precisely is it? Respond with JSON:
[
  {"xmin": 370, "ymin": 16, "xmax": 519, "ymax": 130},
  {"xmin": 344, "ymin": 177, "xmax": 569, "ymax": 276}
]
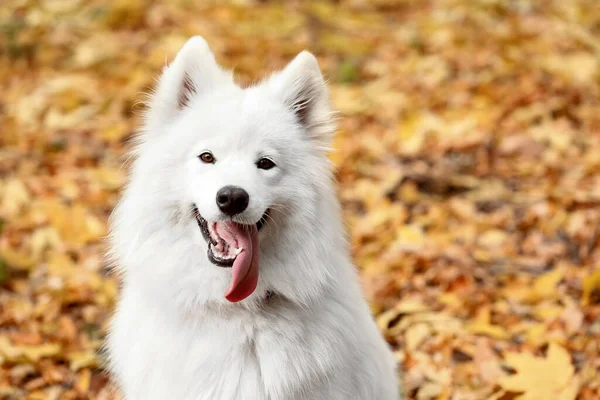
[{"xmin": 1, "ymin": 0, "xmax": 600, "ymax": 399}]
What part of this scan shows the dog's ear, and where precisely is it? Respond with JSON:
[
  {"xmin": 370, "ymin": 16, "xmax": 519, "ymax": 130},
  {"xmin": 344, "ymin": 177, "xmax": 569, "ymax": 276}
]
[
  {"xmin": 268, "ymin": 51, "xmax": 335, "ymax": 147},
  {"xmin": 144, "ymin": 36, "xmax": 232, "ymax": 132}
]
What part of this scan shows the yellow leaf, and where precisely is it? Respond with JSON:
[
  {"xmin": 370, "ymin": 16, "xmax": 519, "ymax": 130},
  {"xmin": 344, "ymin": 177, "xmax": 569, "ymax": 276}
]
[
  {"xmin": 540, "ymin": 53, "xmax": 598, "ymax": 86},
  {"xmin": 329, "ymin": 86, "xmax": 369, "ymax": 115},
  {"xmin": 416, "ymin": 381, "xmax": 442, "ymax": 399},
  {"xmin": 100, "ymin": 122, "xmax": 130, "ymax": 143},
  {"xmin": 528, "ymin": 267, "xmax": 564, "ymax": 302},
  {"xmin": 393, "ymin": 224, "xmax": 425, "ymax": 251},
  {"xmin": 499, "ymin": 343, "xmax": 576, "ymax": 400},
  {"xmin": 376, "ymin": 299, "xmax": 429, "ymax": 333},
  {"xmin": 0, "ymin": 336, "xmax": 21, "ymax": 361},
  {"xmin": 582, "ymin": 269, "xmax": 600, "ymax": 306},
  {"xmin": 93, "ymin": 167, "xmax": 126, "ymax": 190},
  {"xmin": 397, "ymin": 113, "xmax": 426, "ymax": 154},
  {"xmin": 405, "ymin": 323, "xmax": 431, "ymax": 352},
  {"xmin": 41, "ymin": 200, "xmax": 106, "ymax": 244},
  {"xmin": 466, "ymin": 307, "xmax": 508, "ymax": 340},
  {"xmin": 394, "ymin": 299, "xmax": 430, "ymax": 314},
  {"xmin": 533, "ymin": 304, "xmax": 563, "ymax": 321},
  {"xmin": 397, "ymin": 112, "xmax": 443, "ymax": 155},
  {"xmin": 0, "ymin": 179, "xmax": 30, "ymax": 217},
  {"xmin": 478, "ymin": 229, "xmax": 507, "ymax": 249},
  {"xmin": 0, "ymin": 247, "xmax": 36, "ymax": 270},
  {"xmin": 502, "ymin": 282, "xmax": 530, "ymax": 302},
  {"xmin": 525, "ymin": 323, "xmax": 547, "ymax": 346},
  {"xmin": 72, "ymin": 34, "xmax": 120, "ymax": 68},
  {"xmin": 21, "ymin": 343, "xmax": 62, "ymax": 362},
  {"xmin": 83, "ymin": 214, "xmax": 107, "ymax": 243},
  {"xmin": 354, "ymin": 208, "xmax": 396, "ymax": 239},
  {"xmin": 404, "ymin": 312, "xmax": 463, "ymax": 335},
  {"xmin": 468, "ymin": 323, "xmax": 509, "ymax": 340},
  {"xmin": 0, "ymin": 337, "xmax": 62, "ymax": 363},
  {"xmin": 30, "ymin": 227, "xmax": 62, "ymax": 259},
  {"xmin": 68, "ymin": 351, "xmax": 99, "ymax": 371},
  {"xmin": 76, "ymin": 368, "xmax": 92, "ymax": 393},
  {"xmin": 48, "ymin": 252, "xmax": 77, "ymax": 278},
  {"xmin": 438, "ymin": 293, "xmax": 462, "ymax": 309},
  {"xmin": 97, "ymin": 279, "xmax": 119, "ymax": 307},
  {"xmin": 45, "ymin": 105, "xmax": 98, "ymax": 130}
]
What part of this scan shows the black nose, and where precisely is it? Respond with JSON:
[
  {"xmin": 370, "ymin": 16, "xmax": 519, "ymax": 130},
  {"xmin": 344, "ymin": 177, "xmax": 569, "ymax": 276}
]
[{"xmin": 216, "ymin": 186, "xmax": 249, "ymax": 216}]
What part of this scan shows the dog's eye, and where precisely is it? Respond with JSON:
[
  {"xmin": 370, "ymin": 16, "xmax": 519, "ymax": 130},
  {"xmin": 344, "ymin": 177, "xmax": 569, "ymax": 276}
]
[
  {"xmin": 257, "ymin": 158, "xmax": 276, "ymax": 170},
  {"xmin": 199, "ymin": 152, "xmax": 215, "ymax": 164}
]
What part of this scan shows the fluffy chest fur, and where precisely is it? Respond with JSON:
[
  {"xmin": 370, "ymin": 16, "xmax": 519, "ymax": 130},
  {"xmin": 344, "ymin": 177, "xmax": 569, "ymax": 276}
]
[{"xmin": 109, "ymin": 279, "xmax": 399, "ymax": 400}]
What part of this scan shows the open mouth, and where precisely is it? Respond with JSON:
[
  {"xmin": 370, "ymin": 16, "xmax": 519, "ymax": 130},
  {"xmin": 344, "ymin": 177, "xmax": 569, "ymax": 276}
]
[
  {"xmin": 193, "ymin": 206, "xmax": 268, "ymax": 266},
  {"xmin": 193, "ymin": 205, "xmax": 268, "ymax": 302}
]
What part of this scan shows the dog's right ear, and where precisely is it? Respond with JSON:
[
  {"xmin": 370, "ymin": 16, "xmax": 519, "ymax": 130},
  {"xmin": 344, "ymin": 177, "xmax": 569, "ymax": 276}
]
[
  {"xmin": 266, "ymin": 51, "xmax": 334, "ymax": 148},
  {"xmin": 144, "ymin": 36, "xmax": 232, "ymax": 133}
]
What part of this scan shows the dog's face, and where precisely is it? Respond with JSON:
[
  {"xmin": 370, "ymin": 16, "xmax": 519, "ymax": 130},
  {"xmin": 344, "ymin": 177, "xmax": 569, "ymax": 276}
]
[
  {"xmin": 121, "ymin": 37, "xmax": 334, "ymax": 303},
  {"xmin": 179, "ymin": 88, "xmax": 304, "ymax": 229}
]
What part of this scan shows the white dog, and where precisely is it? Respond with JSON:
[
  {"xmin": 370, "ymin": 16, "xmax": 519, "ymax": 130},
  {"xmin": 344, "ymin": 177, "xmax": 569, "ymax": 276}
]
[{"xmin": 106, "ymin": 36, "xmax": 401, "ymax": 400}]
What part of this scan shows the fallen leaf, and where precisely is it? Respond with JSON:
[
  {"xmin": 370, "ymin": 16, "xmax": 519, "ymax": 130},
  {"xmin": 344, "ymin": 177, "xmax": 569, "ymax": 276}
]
[
  {"xmin": 466, "ymin": 307, "xmax": 509, "ymax": 340},
  {"xmin": 582, "ymin": 269, "xmax": 600, "ymax": 306},
  {"xmin": 499, "ymin": 343, "xmax": 578, "ymax": 400},
  {"xmin": 405, "ymin": 323, "xmax": 431, "ymax": 352},
  {"xmin": 527, "ymin": 267, "xmax": 564, "ymax": 303}
]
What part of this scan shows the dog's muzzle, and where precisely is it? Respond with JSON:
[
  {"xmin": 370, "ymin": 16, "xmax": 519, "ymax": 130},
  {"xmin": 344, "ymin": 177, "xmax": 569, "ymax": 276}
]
[{"xmin": 192, "ymin": 206, "xmax": 269, "ymax": 267}]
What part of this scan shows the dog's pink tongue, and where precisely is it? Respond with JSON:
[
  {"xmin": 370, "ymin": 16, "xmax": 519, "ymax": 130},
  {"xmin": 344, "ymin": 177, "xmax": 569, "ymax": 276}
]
[{"xmin": 215, "ymin": 222, "xmax": 259, "ymax": 302}]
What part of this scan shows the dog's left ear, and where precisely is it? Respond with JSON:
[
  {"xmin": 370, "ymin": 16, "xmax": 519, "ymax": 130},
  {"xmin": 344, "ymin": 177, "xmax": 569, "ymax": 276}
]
[
  {"xmin": 268, "ymin": 51, "xmax": 334, "ymax": 146},
  {"xmin": 144, "ymin": 36, "xmax": 233, "ymax": 135}
]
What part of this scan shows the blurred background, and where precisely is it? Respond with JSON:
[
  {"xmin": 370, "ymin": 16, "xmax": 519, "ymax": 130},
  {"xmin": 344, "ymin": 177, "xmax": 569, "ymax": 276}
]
[{"xmin": 1, "ymin": 0, "xmax": 600, "ymax": 399}]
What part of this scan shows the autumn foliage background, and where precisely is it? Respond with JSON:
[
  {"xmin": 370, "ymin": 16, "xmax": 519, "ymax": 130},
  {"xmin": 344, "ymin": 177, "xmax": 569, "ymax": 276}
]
[{"xmin": 2, "ymin": 0, "xmax": 600, "ymax": 399}]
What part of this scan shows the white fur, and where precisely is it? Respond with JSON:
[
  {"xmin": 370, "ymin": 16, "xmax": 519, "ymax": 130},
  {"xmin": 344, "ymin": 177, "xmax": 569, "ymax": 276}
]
[{"xmin": 106, "ymin": 36, "xmax": 401, "ymax": 400}]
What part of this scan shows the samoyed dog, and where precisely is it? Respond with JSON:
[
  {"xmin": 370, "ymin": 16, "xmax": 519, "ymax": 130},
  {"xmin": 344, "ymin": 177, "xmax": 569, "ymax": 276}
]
[{"xmin": 106, "ymin": 36, "xmax": 400, "ymax": 400}]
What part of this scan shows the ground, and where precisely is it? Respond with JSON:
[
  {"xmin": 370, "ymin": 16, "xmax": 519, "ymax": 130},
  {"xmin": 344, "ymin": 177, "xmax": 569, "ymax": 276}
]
[{"xmin": 1, "ymin": 0, "xmax": 600, "ymax": 399}]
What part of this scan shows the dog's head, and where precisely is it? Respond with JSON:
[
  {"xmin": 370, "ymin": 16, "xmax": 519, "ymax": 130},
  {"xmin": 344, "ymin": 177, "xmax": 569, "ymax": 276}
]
[{"xmin": 111, "ymin": 37, "xmax": 337, "ymax": 305}]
